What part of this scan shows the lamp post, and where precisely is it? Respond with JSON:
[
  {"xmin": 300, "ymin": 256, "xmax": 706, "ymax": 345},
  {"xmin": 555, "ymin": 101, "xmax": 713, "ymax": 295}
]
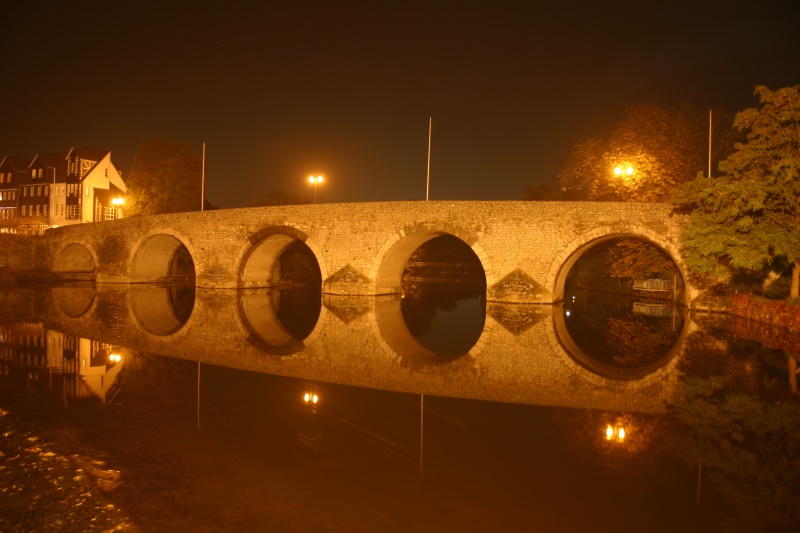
[
  {"xmin": 308, "ymin": 175, "xmax": 324, "ymax": 203},
  {"xmin": 613, "ymin": 165, "xmax": 634, "ymax": 201},
  {"xmin": 112, "ymin": 197, "xmax": 124, "ymax": 219}
]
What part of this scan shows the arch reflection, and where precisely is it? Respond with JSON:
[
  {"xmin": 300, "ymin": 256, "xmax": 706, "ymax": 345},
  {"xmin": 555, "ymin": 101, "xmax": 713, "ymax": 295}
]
[
  {"xmin": 400, "ymin": 282, "xmax": 486, "ymax": 357},
  {"xmin": 129, "ymin": 284, "xmax": 196, "ymax": 336},
  {"xmin": 53, "ymin": 286, "xmax": 96, "ymax": 318},
  {"xmin": 239, "ymin": 286, "xmax": 321, "ymax": 355},
  {"xmin": 555, "ymin": 290, "xmax": 686, "ymax": 380}
]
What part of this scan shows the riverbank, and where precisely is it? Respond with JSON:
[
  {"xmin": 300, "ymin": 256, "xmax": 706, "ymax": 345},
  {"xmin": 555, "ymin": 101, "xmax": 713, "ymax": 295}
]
[{"xmin": 0, "ymin": 403, "xmax": 132, "ymax": 532}]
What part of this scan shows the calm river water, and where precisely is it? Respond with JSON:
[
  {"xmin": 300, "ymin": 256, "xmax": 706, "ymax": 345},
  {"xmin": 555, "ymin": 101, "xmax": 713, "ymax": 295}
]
[{"xmin": 1, "ymin": 283, "xmax": 798, "ymax": 532}]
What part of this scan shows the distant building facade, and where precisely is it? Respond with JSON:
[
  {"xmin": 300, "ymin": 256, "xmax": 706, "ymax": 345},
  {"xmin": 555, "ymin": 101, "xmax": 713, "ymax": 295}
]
[{"xmin": 0, "ymin": 147, "xmax": 127, "ymax": 234}]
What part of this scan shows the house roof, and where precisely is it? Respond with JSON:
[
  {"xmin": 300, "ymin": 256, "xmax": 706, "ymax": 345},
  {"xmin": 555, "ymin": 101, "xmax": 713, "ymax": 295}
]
[{"xmin": 0, "ymin": 155, "xmax": 32, "ymax": 171}]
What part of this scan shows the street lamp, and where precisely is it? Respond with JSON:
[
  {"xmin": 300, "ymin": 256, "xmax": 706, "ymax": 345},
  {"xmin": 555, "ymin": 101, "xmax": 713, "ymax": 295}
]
[
  {"xmin": 613, "ymin": 165, "xmax": 634, "ymax": 201},
  {"xmin": 308, "ymin": 175, "xmax": 324, "ymax": 203}
]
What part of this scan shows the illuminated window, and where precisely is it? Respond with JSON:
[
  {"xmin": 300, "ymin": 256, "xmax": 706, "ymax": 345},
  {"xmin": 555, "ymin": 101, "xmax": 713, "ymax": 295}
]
[
  {"xmin": 23, "ymin": 187, "xmax": 27, "ymax": 197},
  {"xmin": 45, "ymin": 186, "xmax": 49, "ymax": 196},
  {"xmin": 37, "ymin": 186, "xmax": 41, "ymax": 196},
  {"xmin": 0, "ymin": 174, "xmax": 3, "ymax": 184},
  {"xmin": 35, "ymin": 205, "xmax": 40, "ymax": 216},
  {"xmin": 21, "ymin": 205, "xmax": 26, "ymax": 216}
]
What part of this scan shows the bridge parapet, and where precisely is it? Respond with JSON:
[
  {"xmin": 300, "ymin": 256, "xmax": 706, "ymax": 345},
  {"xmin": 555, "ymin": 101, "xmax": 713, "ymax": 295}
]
[{"xmin": 42, "ymin": 200, "xmax": 697, "ymax": 305}]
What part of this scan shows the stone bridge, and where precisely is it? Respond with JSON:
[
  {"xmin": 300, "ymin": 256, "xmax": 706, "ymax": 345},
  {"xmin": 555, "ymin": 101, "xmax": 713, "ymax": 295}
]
[{"xmin": 42, "ymin": 200, "xmax": 699, "ymax": 305}]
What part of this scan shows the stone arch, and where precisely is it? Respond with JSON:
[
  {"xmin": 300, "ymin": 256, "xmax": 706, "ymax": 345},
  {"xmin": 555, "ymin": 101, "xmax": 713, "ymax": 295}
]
[
  {"xmin": 547, "ymin": 225, "xmax": 690, "ymax": 305},
  {"xmin": 238, "ymin": 225, "xmax": 326, "ymax": 288},
  {"xmin": 129, "ymin": 229, "xmax": 197, "ymax": 283},
  {"xmin": 371, "ymin": 222, "xmax": 495, "ymax": 295},
  {"xmin": 54, "ymin": 242, "xmax": 96, "ymax": 273}
]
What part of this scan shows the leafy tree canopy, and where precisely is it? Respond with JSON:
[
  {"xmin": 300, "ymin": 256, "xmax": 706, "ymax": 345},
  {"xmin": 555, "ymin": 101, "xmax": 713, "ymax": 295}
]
[
  {"xmin": 672, "ymin": 85, "xmax": 800, "ymax": 299},
  {"xmin": 125, "ymin": 140, "xmax": 204, "ymax": 216},
  {"xmin": 558, "ymin": 104, "xmax": 738, "ymax": 202}
]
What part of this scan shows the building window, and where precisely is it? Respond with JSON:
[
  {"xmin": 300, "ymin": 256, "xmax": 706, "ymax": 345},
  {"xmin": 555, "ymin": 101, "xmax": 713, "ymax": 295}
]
[
  {"xmin": 35, "ymin": 205, "xmax": 40, "ymax": 216},
  {"xmin": 23, "ymin": 188, "xmax": 27, "ymax": 197},
  {"xmin": 0, "ymin": 174, "xmax": 4, "ymax": 184},
  {"xmin": 21, "ymin": 206, "xmax": 26, "ymax": 216},
  {"xmin": 43, "ymin": 205, "xmax": 48, "ymax": 216},
  {"xmin": 45, "ymin": 186, "xmax": 49, "ymax": 196},
  {"xmin": 37, "ymin": 186, "xmax": 42, "ymax": 196}
]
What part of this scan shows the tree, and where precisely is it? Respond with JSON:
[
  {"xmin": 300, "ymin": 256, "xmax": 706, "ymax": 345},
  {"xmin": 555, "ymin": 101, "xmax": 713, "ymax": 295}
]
[
  {"xmin": 607, "ymin": 239, "xmax": 680, "ymax": 281},
  {"xmin": 125, "ymin": 140, "xmax": 203, "ymax": 216},
  {"xmin": 558, "ymin": 104, "xmax": 737, "ymax": 202},
  {"xmin": 672, "ymin": 86, "xmax": 800, "ymax": 299}
]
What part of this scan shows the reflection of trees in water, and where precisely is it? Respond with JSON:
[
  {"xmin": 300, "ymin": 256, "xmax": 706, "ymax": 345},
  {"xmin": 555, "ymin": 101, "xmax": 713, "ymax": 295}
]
[
  {"xmin": 663, "ymin": 322, "xmax": 800, "ymax": 532},
  {"xmin": 553, "ymin": 323, "xmax": 800, "ymax": 531},
  {"xmin": 402, "ymin": 281, "xmax": 484, "ymax": 339},
  {"xmin": 273, "ymin": 286, "xmax": 321, "ymax": 340},
  {"xmin": 565, "ymin": 291, "xmax": 682, "ymax": 368},
  {"xmin": 552, "ymin": 408, "xmax": 666, "ymax": 466},
  {"xmin": 168, "ymin": 285, "xmax": 196, "ymax": 326},
  {"xmin": 605, "ymin": 316, "xmax": 681, "ymax": 367}
]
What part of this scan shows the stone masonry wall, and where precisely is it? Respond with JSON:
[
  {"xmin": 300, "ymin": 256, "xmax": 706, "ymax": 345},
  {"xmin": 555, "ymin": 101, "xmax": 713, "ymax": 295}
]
[{"xmin": 39, "ymin": 201, "xmax": 694, "ymax": 304}]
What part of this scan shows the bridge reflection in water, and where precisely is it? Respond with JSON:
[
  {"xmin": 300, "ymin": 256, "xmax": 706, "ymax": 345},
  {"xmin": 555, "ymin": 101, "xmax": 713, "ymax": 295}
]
[
  {"xmin": 5, "ymin": 282, "xmax": 799, "ymax": 533},
  {"xmin": 46, "ymin": 282, "xmax": 685, "ymax": 413}
]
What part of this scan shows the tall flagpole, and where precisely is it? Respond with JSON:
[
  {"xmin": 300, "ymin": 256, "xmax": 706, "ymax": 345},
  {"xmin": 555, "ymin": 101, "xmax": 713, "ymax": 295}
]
[
  {"xmin": 201, "ymin": 142, "xmax": 206, "ymax": 211},
  {"xmin": 426, "ymin": 117, "xmax": 431, "ymax": 201}
]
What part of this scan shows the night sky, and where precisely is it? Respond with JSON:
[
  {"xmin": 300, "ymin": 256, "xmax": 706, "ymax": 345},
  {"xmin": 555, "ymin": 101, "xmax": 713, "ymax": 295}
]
[{"xmin": 2, "ymin": 1, "xmax": 798, "ymax": 208}]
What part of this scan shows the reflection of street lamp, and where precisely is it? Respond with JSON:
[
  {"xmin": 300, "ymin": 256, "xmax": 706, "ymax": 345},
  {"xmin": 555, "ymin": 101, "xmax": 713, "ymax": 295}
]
[
  {"xmin": 307, "ymin": 175, "xmax": 324, "ymax": 203},
  {"xmin": 605, "ymin": 424, "xmax": 626, "ymax": 442},
  {"xmin": 613, "ymin": 165, "xmax": 634, "ymax": 201}
]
